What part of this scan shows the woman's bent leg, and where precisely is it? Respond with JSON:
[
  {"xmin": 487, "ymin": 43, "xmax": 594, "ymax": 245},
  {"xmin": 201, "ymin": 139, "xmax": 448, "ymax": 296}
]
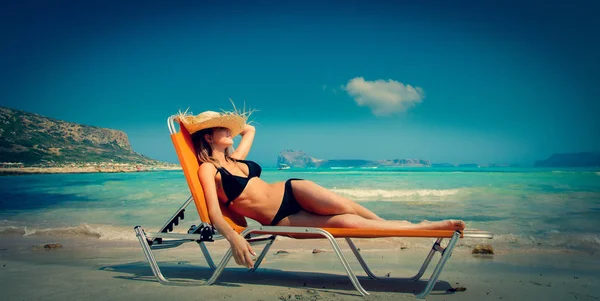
[
  {"xmin": 290, "ymin": 180, "xmax": 383, "ymax": 220},
  {"xmin": 277, "ymin": 210, "xmax": 465, "ymax": 231}
]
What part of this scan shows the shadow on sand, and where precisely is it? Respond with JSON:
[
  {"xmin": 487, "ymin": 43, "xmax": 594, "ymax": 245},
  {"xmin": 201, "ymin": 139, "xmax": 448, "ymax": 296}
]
[{"xmin": 99, "ymin": 260, "xmax": 457, "ymax": 297}]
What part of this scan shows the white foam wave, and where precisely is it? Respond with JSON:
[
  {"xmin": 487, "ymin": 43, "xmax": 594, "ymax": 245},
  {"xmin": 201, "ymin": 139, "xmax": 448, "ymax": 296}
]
[
  {"xmin": 0, "ymin": 226, "xmax": 26, "ymax": 235},
  {"xmin": 576, "ymin": 233, "xmax": 600, "ymax": 245},
  {"xmin": 469, "ymin": 232, "xmax": 600, "ymax": 252},
  {"xmin": 330, "ymin": 188, "xmax": 461, "ymax": 200},
  {"xmin": 0, "ymin": 224, "xmax": 137, "ymax": 241}
]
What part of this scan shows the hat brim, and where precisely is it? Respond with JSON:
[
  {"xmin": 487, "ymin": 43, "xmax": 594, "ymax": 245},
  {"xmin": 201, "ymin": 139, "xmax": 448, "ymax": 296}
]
[{"xmin": 179, "ymin": 114, "xmax": 245, "ymax": 137}]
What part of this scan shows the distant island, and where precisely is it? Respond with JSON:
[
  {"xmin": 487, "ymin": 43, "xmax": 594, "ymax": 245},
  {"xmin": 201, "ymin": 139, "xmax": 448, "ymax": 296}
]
[
  {"xmin": 278, "ymin": 150, "xmax": 600, "ymax": 169},
  {"xmin": 534, "ymin": 152, "xmax": 600, "ymax": 167},
  {"xmin": 0, "ymin": 106, "xmax": 179, "ymax": 175},
  {"xmin": 277, "ymin": 150, "xmax": 431, "ymax": 168}
]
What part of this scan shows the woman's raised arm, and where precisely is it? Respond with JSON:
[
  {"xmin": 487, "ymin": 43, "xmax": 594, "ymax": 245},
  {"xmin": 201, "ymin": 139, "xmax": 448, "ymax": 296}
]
[
  {"xmin": 230, "ymin": 124, "xmax": 255, "ymax": 160},
  {"xmin": 198, "ymin": 163, "xmax": 256, "ymax": 268}
]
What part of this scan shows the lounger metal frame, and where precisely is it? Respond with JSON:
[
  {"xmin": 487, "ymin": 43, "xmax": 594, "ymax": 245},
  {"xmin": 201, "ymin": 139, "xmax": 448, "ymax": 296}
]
[
  {"xmin": 134, "ymin": 197, "xmax": 492, "ymax": 298},
  {"xmin": 132, "ymin": 116, "xmax": 493, "ymax": 298}
]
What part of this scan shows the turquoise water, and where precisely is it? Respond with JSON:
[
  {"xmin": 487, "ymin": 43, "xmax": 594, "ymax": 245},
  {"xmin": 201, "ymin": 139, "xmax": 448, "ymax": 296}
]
[{"xmin": 1, "ymin": 167, "xmax": 599, "ymax": 253}]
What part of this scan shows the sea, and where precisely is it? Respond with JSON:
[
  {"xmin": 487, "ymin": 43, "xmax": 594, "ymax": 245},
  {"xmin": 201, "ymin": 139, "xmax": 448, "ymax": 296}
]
[{"xmin": 1, "ymin": 167, "xmax": 599, "ymax": 254}]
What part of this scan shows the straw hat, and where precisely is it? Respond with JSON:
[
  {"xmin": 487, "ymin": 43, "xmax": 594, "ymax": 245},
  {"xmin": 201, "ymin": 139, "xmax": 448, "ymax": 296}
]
[{"xmin": 177, "ymin": 111, "xmax": 246, "ymax": 136}]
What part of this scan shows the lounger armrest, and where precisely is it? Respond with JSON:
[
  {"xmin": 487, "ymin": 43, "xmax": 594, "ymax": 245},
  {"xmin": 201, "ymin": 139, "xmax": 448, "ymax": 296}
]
[
  {"xmin": 462, "ymin": 229, "xmax": 494, "ymax": 239},
  {"xmin": 144, "ymin": 231, "xmax": 222, "ymax": 241}
]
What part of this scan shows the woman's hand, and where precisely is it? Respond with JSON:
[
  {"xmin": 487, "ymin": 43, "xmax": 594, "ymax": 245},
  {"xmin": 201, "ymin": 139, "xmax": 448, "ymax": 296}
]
[
  {"xmin": 240, "ymin": 124, "xmax": 255, "ymax": 136},
  {"xmin": 229, "ymin": 233, "xmax": 256, "ymax": 268}
]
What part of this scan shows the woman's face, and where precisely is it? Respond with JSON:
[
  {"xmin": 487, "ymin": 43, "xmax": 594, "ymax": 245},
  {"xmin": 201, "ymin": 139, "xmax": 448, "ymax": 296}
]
[{"xmin": 209, "ymin": 127, "xmax": 233, "ymax": 147}]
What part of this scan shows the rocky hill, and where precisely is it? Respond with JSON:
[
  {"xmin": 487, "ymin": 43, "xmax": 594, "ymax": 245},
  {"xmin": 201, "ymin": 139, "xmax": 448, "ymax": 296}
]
[
  {"xmin": 0, "ymin": 106, "xmax": 161, "ymax": 166},
  {"xmin": 277, "ymin": 150, "xmax": 323, "ymax": 168},
  {"xmin": 277, "ymin": 150, "xmax": 430, "ymax": 168},
  {"xmin": 534, "ymin": 152, "xmax": 600, "ymax": 167}
]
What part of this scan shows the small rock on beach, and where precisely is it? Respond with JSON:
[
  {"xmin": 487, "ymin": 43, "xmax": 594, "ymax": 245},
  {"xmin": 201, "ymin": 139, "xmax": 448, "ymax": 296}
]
[
  {"xmin": 472, "ymin": 244, "xmax": 494, "ymax": 255},
  {"xmin": 43, "ymin": 243, "xmax": 63, "ymax": 250},
  {"xmin": 447, "ymin": 286, "xmax": 467, "ymax": 292}
]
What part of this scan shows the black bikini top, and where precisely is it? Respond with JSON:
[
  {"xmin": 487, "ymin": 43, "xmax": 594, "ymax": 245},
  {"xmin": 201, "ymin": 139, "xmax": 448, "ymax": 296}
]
[{"xmin": 216, "ymin": 159, "xmax": 262, "ymax": 206}]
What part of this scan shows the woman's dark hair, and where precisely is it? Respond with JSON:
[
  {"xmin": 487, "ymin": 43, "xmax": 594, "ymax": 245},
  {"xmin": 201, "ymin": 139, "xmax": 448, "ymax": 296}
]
[{"xmin": 190, "ymin": 128, "xmax": 235, "ymax": 166}]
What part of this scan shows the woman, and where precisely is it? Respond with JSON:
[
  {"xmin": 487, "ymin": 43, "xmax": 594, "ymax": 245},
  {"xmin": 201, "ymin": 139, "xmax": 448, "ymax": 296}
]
[{"xmin": 178, "ymin": 109, "xmax": 465, "ymax": 269}]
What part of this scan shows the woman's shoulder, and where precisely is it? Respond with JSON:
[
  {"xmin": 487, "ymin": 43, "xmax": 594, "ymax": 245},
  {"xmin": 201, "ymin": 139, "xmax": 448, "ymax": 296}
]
[{"xmin": 198, "ymin": 162, "xmax": 217, "ymax": 175}]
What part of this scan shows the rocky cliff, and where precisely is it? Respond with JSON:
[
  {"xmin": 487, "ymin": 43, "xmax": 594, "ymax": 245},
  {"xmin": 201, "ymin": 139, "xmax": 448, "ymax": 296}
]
[
  {"xmin": 277, "ymin": 150, "xmax": 323, "ymax": 168},
  {"xmin": 0, "ymin": 106, "xmax": 160, "ymax": 166},
  {"xmin": 277, "ymin": 150, "xmax": 431, "ymax": 168},
  {"xmin": 534, "ymin": 152, "xmax": 600, "ymax": 167}
]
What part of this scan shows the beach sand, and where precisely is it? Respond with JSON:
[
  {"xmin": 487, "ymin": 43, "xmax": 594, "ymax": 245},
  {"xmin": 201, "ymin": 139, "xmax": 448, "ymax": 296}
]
[{"xmin": 1, "ymin": 234, "xmax": 599, "ymax": 301}]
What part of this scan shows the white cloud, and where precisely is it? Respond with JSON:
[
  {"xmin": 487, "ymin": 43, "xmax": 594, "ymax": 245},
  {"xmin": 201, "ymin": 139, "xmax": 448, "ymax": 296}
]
[{"xmin": 343, "ymin": 77, "xmax": 425, "ymax": 116}]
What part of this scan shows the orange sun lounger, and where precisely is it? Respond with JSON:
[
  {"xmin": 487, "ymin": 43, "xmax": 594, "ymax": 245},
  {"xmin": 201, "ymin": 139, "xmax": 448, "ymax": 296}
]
[{"xmin": 134, "ymin": 116, "xmax": 493, "ymax": 298}]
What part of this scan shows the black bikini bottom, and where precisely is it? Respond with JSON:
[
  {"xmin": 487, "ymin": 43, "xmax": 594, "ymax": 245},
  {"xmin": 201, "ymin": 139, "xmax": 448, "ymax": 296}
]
[{"xmin": 270, "ymin": 178, "xmax": 303, "ymax": 226}]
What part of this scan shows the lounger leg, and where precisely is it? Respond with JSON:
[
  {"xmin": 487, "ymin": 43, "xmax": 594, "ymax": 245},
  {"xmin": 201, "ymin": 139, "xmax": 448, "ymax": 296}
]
[
  {"xmin": 250, "ymin": 236, "xmax": 276, "ymax": 272},
  {"xmin": 204, "ymin": 237, "xmax": 278, "ymax": 285},
  {"xmin": 214, "ymin": 228, "xmax": 370, "ymax": 296},
  {"xmin": 205, "ymin": 248, "xmax": 234, "ymax": 285},
  {"xmin": 135, "ymin": 226, "xmax": 227, "ymax": 286},
  {"xmin": 345, "ymin": 238, "xmax": 379, "ymax": 279},
  {"xmin": 134, "ymin": 226, "xmax": 174, "ymax": 285},
  {"xmin": 407, "ymin": 238, "xmax": 443, "ymax": 282},
  {"xmin": 415, "ymin": 231, "xmax": 460, "ymax": 299},
  {"xmin": 346, "ymin": 237, "xmax": 441, "ymax": 282},
  {"xmin": 321, "ymin": 232, "xmax": 370, "ymax": 296},
  {"xmin": 198, "ymin": 242, "xmax": 217, "ymax": 270}
]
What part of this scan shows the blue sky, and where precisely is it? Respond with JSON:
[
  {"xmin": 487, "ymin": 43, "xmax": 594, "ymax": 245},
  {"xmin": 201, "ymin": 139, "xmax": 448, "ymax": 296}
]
[{"xmin": 1, "ymin": 0, "xmax": 599, "ymax": 167}]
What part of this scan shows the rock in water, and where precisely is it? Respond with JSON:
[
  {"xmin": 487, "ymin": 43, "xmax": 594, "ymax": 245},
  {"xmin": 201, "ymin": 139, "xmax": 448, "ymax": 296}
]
[{"xmin": 472, "ymin": 244, "xmax": 494, "ymax": 254}]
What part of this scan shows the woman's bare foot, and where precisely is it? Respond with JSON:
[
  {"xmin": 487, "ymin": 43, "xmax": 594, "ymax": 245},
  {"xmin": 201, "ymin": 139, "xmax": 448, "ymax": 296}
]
[
  {"xmin": 417, "ymin": 220, "xmax": 465, "ymax": 231},
  {"xmin": 449, "ymin": 220, "xmax": 466, "ymax": 230},
  {"xmin": 390, "ymin": 219, "xmax": 465, "ymax": 230}
]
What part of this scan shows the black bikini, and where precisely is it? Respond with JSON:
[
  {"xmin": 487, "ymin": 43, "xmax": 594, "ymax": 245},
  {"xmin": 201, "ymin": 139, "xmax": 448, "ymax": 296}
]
[
  {"xmin": 215, "ymin": 160, "xmax": 303, "ymax": 225},
  {"xmin": 215, "ymin": 159, "xmax": 262, "ymax": 207},
  {"xmin": 271, "ymin": 178, "xmax": 303, "ymax": 226}
]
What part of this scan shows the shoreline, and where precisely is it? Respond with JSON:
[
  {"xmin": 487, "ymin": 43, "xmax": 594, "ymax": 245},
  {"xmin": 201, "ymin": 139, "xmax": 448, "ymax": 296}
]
[
  {"xmin": 0, "ymin": 165, "xmax": 182, "ymax": 176},
  {"xmin": 3, "ymin": 166, "xmax": 599, "ymax": 176}
]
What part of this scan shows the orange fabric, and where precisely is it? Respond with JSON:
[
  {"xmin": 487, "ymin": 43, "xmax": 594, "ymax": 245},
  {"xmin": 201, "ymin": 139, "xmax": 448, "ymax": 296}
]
[
  {"xmin": 252, "ymin": 228, "xmax": 461, "ymax": 239},
  {"xmin": 171, "ymin": 122, "xmax": 461, "ymax": 239}
]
